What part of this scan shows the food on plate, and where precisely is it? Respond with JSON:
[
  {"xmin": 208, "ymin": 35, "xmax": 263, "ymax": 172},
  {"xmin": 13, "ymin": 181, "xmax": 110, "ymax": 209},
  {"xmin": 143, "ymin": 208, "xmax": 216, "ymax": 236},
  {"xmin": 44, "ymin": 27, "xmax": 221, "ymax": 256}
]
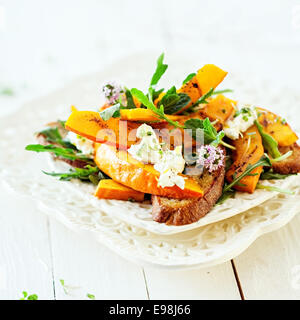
[
  {"xmin": 225, "ymin": 125, "xmax": 264, "ymax": 193},
  {"xmin": 152, "ymin": 164, "xmax": 225, "ymax": 225},
  {"xmin": 26, "ymin": 53, "xmax": 299, "ymax": 226},
  {"xmin": 95, "ymin": 179, "xmax": 144, "ymax": 202}
]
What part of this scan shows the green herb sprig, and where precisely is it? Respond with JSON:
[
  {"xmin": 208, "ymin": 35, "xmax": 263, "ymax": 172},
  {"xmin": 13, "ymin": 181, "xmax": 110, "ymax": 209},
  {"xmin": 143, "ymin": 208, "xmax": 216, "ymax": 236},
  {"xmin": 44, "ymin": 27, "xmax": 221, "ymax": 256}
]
[
  {"xmin": 25, "ymin": 144, "xmax": 94, "ymax": 163},
  {"xmin": 184, "ymin": 118, "xmax": 235, "ymax": 149},
  {"xmin": 223, "ymin": 155, "xmax": 272, "ymax": 193},
  {"xmin": 148, "ymin": 53, "xmax": 168, "ymax": 102},
  {"xmin": 260, "ymin": 171, "xmax": 296, "ymax": 180},
  {"xmin": 255, "ymin": 120, "xmax": 281, "ymax": 159},
  {"xmin": 20, "ymin": 291, "xmax": 38, "ymax": 300},
  {"xmin": 182, "ymin": 73, "xmax": 196, "ymax": 84},
  {"xmin": 256, "ymin": 183, "xmax": 294, "ymax": 195},
  {"xmin": 157, "ymin": 86, "xmax": 191, "ymax": 115},
  {"xmin": 43, "ymin": 165, "xmax": 105, "ymax": 184},
  {"xmin": 131, "ymin": 88, "xmax": 183, "ymax": 128},
  {"xmin": 38, "ymin": 127, "xmax": 76, "ymax": 149}
]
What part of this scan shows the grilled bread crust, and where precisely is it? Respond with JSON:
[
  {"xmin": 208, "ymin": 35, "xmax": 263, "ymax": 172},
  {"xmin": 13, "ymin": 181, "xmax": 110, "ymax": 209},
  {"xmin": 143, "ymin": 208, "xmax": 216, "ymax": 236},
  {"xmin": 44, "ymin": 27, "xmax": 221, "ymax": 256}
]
[
  {"xmin": 151, "ymin": 166, "xmax": 225, "ymax": 226},
  {"xmin": 272, "ymin": 143, "xmax": 300, "ymax": 175}
]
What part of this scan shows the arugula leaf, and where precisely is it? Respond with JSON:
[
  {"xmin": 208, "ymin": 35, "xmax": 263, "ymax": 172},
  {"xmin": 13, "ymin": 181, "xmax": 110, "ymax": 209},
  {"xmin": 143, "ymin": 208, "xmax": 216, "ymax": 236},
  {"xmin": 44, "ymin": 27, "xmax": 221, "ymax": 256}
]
[
  {"xmin": 25, "ymin": 144, "xmax": 93, "ymax": 163},
  {"xmin": 182, "ymin": 73, "xmax": 196, "ymax": 85},
  {"xmin": 217, "ymin": 189, "xmax": 236, "ymax": 205},
  {"xmin": 184, "ymin": 118, "xmax": 235, "ymax": 149},
  {"xmin": 271, "ymin": 150, "xmax": 293, "ymax": 163},
  {"xmin": 150, "ymin": 53, "xmax": 168, "ymax": 87},
  {"xmin": 20, "ymin": 291, "xmax": 38, "ymax": 300},
  {"xmin": 260, "ymin": 171, "xmax": 295, "ymax": 180},
  {"xmin": 148, "ymin": 53, "xmax": 168, "ymax": 103},
  {"xmin": 192, "ymin": 88, "xmax": 215, "ymax": 106},
  {"xmin": 124, "ymin": 88, "xmax": 137, "ymax": 109},
  {"xmin": 87, "ymin": 293, "xmax": 95, "ymax": 300},
  {"xmin": 151, "ymin": 88, "xmax": 164, "ymax": 102},
  {"xmin": 255, "ymin": 120, "xmax": 281, "ymax": 159},
  {"xmin": 43, "ymin": 165, "xmax": 103, "ymax": 184},
  {"xmin": 38, "ymin": 127, "xmax": 76, "ymax": 149},
  {"xmin": 131, "ymin": 88, "xmax": 183, "ymax": 128},
  {"xmin": 100, "ymin": 103, "xmax": 121, "ymax": 121},
  {"xmin": 212, "ymin": 89, "xmax": 233, "ymax": 95},
  {"xmin": 256, "ymin": 183, "xmax": 294, "ymax": 195},
  {"xmin": 223, "ymin": 155, "xmax": 272, "ymax": 193}
]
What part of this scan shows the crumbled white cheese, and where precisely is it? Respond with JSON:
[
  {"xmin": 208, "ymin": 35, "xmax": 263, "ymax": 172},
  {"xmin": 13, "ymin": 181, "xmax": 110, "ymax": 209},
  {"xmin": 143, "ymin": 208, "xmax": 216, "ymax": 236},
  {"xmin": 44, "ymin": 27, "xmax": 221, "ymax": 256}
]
[
  {"xmin": 154, "ymin": 146, "xmax": 186, "ymax": 189},
  {"xmin": 224, "ymin": 104, "xmax": 257, "ymax": 140},
  {"xmin": 128, "ymin": 124, "xmax": 162, "ymax": 164},
  {"xmin": 66, "ymin": 131, "xmax": 94, "ymax": 157},
  {"xmin": 128, "ymin": 124, "xmax": 186, "ymax": 189}
]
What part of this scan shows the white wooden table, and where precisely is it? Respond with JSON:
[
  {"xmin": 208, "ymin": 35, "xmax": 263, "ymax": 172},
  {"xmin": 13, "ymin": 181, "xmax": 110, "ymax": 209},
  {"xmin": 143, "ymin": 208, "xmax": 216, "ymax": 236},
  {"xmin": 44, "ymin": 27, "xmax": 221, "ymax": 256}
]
[{"xmin": 1, "ymin": 0, "xmax": 300, "ymax": 300}]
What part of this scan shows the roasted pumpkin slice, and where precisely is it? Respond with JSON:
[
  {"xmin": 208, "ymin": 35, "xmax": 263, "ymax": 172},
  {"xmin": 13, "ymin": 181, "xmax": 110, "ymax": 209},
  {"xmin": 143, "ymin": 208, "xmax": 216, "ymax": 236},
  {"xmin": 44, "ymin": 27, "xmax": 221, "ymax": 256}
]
[
  {"xmin": 95, "ymin": 179, "xmax": 144, "ymax": 202},
  {"xmin": 257, "ymin": 107, "xmax": 298, "ymax": 147},
  {"xmin": 196, "ymin": 64, "xmax": 228, "ymax": 96},
  {"xmin": 65, "ymin": 110, "xmax": 140, "ymax": 148},
  {"xmin": 94, "ymin": 143, "xmax": 203, "ymax": 199},
  {"xmin": 226, "ymin": 125, "xmax": 264, "ymax": 193},
  {"xmin": 199, "ymin": 94, "xmax": 236, "ymax": 125}
]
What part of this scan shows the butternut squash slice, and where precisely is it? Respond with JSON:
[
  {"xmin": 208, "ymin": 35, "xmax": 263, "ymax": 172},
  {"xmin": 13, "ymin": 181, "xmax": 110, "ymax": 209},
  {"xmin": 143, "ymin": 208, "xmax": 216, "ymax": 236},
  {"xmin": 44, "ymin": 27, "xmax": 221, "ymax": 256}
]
[
  {"xmin": 257, "ymin": 107, "xmax": 298, "ymax": 147},
  {"xmin": 95, "ymin": 179, "xmax": 144, "ymax": 202},
  {"xmin": 226, "ymin": 125, "xmax": 264, "ymax": 193},
  {"xmin": 199, "ymin": 94, "xmax": 236, "ymax": 126},
  {"xmin": 120, "ymin": 108, "xmax": 182, "ymax": 123},
  {"xmin": 65, "ymin": 110, "xmax": 140, "ymax": 149},
  {"xmin": 196, "ymin": 64, "xmax": 228, "ymax": 96},
  {"xmin": 94, "ymin": 143, "xmax": 204, "ymax": 199},
  {"xmin": 176, "ymin": 75, "xmax": 201, "ymax": 113}
]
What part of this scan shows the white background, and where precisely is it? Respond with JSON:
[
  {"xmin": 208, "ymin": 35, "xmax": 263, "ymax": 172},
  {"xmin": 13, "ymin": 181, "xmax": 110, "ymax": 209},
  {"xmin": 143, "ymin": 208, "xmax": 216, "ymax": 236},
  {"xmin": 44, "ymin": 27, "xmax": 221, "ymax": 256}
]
[{"xmin": 0, "ymin": 0, "xmax": 300, "ymax": 299}]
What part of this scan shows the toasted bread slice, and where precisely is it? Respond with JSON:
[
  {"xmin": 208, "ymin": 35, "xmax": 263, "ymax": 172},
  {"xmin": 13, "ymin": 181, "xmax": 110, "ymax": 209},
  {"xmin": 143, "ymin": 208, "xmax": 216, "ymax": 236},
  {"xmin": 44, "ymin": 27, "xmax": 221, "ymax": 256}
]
[
  {"xmin": 272, "ymin": 143, "xmax": 300, "ymax": 174},
  {"xmin": 151, "ymin": 166, "xmax": 225, "ymax": 226}
]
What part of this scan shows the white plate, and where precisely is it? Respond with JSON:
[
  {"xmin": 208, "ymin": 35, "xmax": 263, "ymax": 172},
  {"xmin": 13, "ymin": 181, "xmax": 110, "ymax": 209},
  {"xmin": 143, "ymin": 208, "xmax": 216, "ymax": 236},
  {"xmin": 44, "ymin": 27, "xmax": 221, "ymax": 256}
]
[{"xmin": 1, "ymin": 53, "xmax": 300, "ymax": 268}]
